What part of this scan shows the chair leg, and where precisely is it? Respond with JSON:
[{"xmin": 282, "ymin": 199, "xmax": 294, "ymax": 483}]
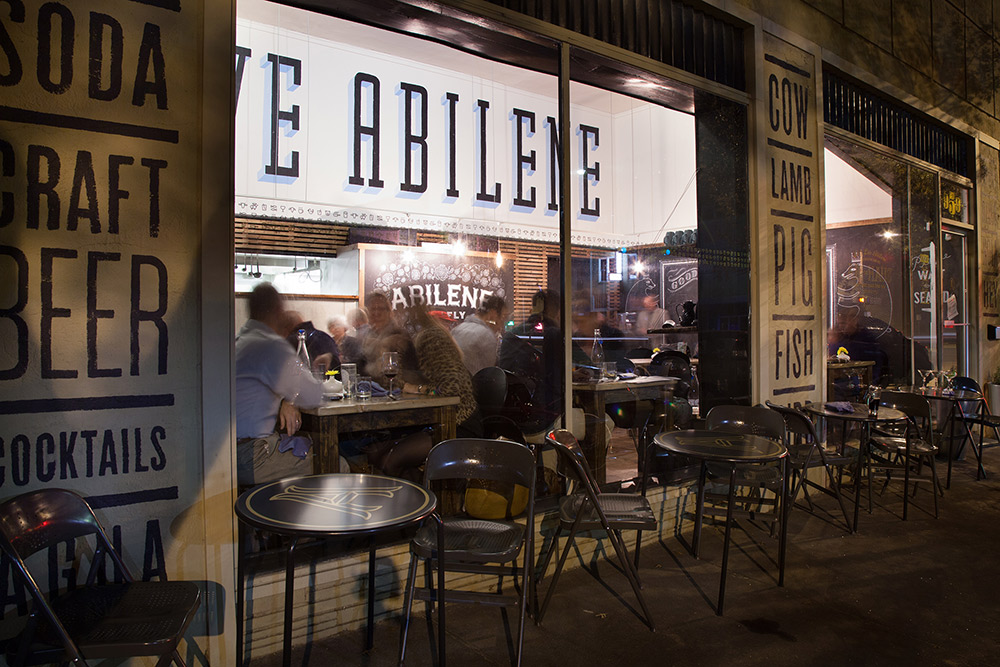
[
  {"xmin": 515, "ymin": 539, "xmax": 532, "ymax": 667},
  {"xmin": 605, "ymin": 525, "xmax": 655, "ymax": 631},
  {"xmin": 157, "ymin": 649, "xmax": 185, "ymax": 667},
  {"xmin": 692, "ymin": 461, "xmax": 707, "ymax": 558},
  {"xmin": 397, "ymin": 554, "xmax": 419, "ymax": 666},
  {"xmin": 716, "ymin": 467, "xmax": 738, "ymax": 616},
  {"xmin": 537, "ymin": 526, "xmax": 579, "ymax": 624},
  {"xmin": 778, "ymin": 456, "xmax": 789, "ymax": 588},
  {"xmin": 824, "ymin": 462, "xmax": 852, "ymax": 532},
  {"xmin": 901, "ymin": 442, "xmax": 911, "ymax": 521},
  {"xmin": 928, "ymin": 455, "xmax": 940, "ymax": 519},
  {"xmin": 534, "ymin": 525, "xmax": 563, "ymax": 595}
]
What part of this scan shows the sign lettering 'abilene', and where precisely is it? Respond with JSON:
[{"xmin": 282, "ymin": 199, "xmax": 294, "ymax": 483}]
[{"xmin": 234, "ymin": 47, "xmax": 606, "ymax": 217}]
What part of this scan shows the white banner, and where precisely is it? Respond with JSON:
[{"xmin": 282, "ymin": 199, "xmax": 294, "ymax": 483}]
[{"xmin": 235, "ymin": 2, "xmax": 697, "ymax": 248}]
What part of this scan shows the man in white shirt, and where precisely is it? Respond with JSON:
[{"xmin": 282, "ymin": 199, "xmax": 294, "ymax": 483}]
[
  {"xmin": 451, "ymin": 295, "xmax": 507, "ymax": 377},
  {"xmin": 236, "ymin": 284, "xmax": 324, "ymax": 486}
]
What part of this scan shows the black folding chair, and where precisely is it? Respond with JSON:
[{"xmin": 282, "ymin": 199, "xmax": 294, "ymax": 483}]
[
  {"xmin": 0, "ymin": 489, "xmax": 201, "ymax": 667},
  {"xmin": 703, "ymin": 405, "xmax": 788, "ymax": 562},
  {"xmin": 868, "ymin": 391, "xmax": 941, "ymax": 520},
  {"xmin": 398, "ymin": 438, "xmax": 536, "ymax": 667},
  {"xmin": 536, "ymin": 429, "xmax": 657, "ymax": 630},
  {"xmin": 766, "ymin": 401, "xmax": 853, "ymax": 532},
  {"xmin": 951, "ymin": 376, "xmax": 998, "ymax": 481}
]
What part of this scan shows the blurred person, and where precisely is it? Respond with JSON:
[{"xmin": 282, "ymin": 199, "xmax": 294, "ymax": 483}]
[
  {"xmin": 498, "ymin": 289, "xmax": 586, "ymax": 421},
  {"xmin": 359, "ymin": 291, "xmax": 419, "ymax": 385},
  {"xmin": 327, "ymin": 315, "xmax": 349, "ymax": 343},
  {"xmin": 235, "ymin": 284, "xmax": 323, "ymax": 486},
  {"xmin": 451, "ymin": 295, "xmax": 507, "ymax": 375},
  {"xmin": 329, "ymin": 314, "xmax": 362, "ymax": 364},
  {"xmin": 364, "ymin": 305, "xmax": 481, "ymax": 479},
  {"xmin": 347, "ymin": 307, "xmax": 370, "ymax": 340},
  {"xmin": 400, "ymin": 305, "xmax": 479, "ymax": 432},
  {"xmin": 572, "ymin": 301, "xmax": 626, "ymax": 366},
  {"xmin": 284, "ymin": 310, "xmax": 340, "ymax": 373},
  {"xmin": 428, "ymin": 310, "xmax": 458, "ymax": 330},
  {"xmin": 635, "ymin": 293, "xmax": 669, "ymax": 350}
]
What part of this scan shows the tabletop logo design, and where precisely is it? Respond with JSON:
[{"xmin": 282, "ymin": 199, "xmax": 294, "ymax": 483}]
[
  {"xmin": 271, "ymin": 484, "xmax": 405, "ymax": 520},
  {"xmin": 675, "ymin": 436, "xmax": 743, "ymax": 448}
]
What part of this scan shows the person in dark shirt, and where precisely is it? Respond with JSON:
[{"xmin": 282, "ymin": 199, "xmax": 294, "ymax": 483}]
[{"xmin": 283, "ymin": 311, "xmax": 341, "ymax": 373}]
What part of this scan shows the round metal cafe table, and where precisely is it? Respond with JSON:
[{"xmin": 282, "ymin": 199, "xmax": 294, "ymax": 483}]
[
  {"xmin": 654, "ymin": 429, "xmax": 788, "ymax": 615},
  {"xmin": 235, "ymin": 474, "xmax": 436, "ymax": 667},
  {"xmin": 802, "ymin": 402, "xmax": 905, "ymax": 528}
]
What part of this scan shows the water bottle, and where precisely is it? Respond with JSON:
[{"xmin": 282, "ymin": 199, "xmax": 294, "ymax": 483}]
[
  {"xmin": 295, "ymin": 329, "xmax": 311, "ymax": 372},
  {"xmin": 591, "ymin": 328, "xmax": 605, "ymax": 368}
]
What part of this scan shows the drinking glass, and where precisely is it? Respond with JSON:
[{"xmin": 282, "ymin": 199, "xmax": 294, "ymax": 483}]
[
  {"xmin": 356, "ymin": 375, "xmax": 372, "ymax": 400},
  {"xmin": 601, "ymin": 361, "xmax": 618, "ymax": 382},
  {"xmin": 340, "ymin": 363, "xmax": 357, "ymax": 398},
  {"xmin": 917, "ymin": 369, "xmax": 931, "ymax": 389},
  {"xmin": 382, "ymin": 351, "xmax": 400, "ymax": 396}
]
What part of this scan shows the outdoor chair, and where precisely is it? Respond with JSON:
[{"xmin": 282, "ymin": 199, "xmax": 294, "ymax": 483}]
[
  {"xmin": 766, "ymin": 401, "xmax": 853, "ymax": 532},
  {"xmin": 536, "ymin": 429, "xmax": 657, "ymax": 630},
  {"xmin": 398, "ymin": 438, "xmax": 536, "ymax": 667},
  {"xmin": 646, "ymin": 350, "xmax": 692, "ymax": 398},
  {"xmin": 702, "ymin": 405, "xmax": 788, "ymax": 567},
  {"xmin": 951, "ymin": 375, "xmax": 998, "ymax": 481},
  {"xmin": 868, "ymin": 391, "xmax": 941, "ymax": 520},
  {"xmin": 0, "ymin": 489, "xmax": 201, "ymax": 667}
]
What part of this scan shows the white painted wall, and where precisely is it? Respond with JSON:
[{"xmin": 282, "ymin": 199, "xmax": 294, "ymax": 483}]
[{"xmin": 824, "ymin": 147, "xmax": 893, "ymax": 224}]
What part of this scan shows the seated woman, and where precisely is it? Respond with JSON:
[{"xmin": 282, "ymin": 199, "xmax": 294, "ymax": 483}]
[{"xmin": 367, "ymin": 305, "xmax": 482, "ymax": 479}]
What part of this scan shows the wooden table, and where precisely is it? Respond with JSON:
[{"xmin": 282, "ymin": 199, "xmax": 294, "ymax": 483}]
[
  {"xmin": 301, "ymin": 395, "xmax": 460, "ymax": 473},
  {"xmin": 654, "ymin": 429, "xmax": 788, "ymax": 615},
  {"xmin": 235, "ymin": 474, "xmax": 436, "ymax": 666},
  {"xmin": 572, "ymin": 376, "xmax": 678, "ymax": 484}
]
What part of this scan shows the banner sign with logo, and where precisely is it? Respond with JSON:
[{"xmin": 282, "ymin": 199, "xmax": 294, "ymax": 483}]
[
  {"xmin": 357, "ymin": 245, "xmax": 513, "ymax": 322},
  {"xmin": 234, "ymin": 2, "xmax": 698, "ymax": 248}
]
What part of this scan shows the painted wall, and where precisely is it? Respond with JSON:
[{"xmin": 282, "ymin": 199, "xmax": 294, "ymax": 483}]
[{"xmin": 0, "ymin": 0, "xmax": 236, "ymax": 663}]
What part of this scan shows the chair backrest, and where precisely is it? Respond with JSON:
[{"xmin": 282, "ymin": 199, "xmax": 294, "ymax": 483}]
[
  {"xmin": 952, "ymin": 375, "xmax": 981, "ymax": 393},
  {"xmin": 0, "ymin": 489, "xmax": 124, "ymax": 569},
  {"xmin": 424, "ymin": 438, "xmax": 536, "ymax": 497},
  {"xmin": 545, "ymin": 429, "xmax": 602, "ymax": 503},
  {"xmin": 950, "ymin": 376, "xmax": 984, "ymax": 416},
  {"xmin": 647, "ymin": 350, "xmax": 691, "ymax": 397},
  {"xmin": 472, "ymin": 366, "xmax": 508, "ymax": 411},
  {"xmin": 481, "ymin": 415, "xmax": 527, "ymax": 444},
  {"xmin": 706, "ymin": 404, "xmax": 786, "ymax": 443},
  {"xmin": 0, "ymin": 489, "xmax": 134, "ymax": 663},
  {"xmin": 878, "ymin": 390, "xmax": 932, "ymax": 437},
  {"xmin": 765, "ymin": 401, "xmax": 821, "ymax": 445}
]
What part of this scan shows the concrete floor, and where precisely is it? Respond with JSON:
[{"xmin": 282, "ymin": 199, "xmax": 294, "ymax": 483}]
[{"xmin": 257, "ymin": 452, "xmax": 1000, "ymax": 667}]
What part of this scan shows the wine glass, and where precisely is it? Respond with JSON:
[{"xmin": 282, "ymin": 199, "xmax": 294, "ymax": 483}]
[
  {"xmin": 917, "ymin": 369, "xmax": 931, "ymax": 389},
  {"xmin": 381, "ymin": 351, "xmax": 400, "ymax": 397}
]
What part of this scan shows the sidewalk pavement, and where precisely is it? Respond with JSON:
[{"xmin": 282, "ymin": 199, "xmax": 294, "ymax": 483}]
[{"xmin": 259, "ymin": 455, "xmax": 1000, "ymax": 666}]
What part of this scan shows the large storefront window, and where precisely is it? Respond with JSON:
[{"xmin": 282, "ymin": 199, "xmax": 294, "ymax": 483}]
[
  {"xmin": 235, "ymin": 0, "xmax": 750, "ymax": 485},
  {"xmin": 824, "ymin": 134, "xmax": 971, "ymax": 390}
]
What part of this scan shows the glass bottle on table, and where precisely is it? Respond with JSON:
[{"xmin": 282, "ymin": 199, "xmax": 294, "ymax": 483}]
[
  {"xmin": 591, "ymin": 328, "xmax": 605, "ymax": 378},
  {"xmin": 295, "ymin": 329, "xmax": 311, "ymax": 372}
]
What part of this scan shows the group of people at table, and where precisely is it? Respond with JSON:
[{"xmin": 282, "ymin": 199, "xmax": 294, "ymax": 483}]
[{"xmin": 234, "ymin": 283, "xmax": 644, "ymax": 487}]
